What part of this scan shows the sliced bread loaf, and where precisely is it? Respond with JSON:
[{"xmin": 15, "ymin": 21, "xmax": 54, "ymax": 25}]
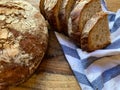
[
  {"xmin": 81, "ymin": 11, "xmax": 111, "ymax": 52},
  {"xmin": 68, "ymin": 0, "xmax": 101, "ymax": 46}
]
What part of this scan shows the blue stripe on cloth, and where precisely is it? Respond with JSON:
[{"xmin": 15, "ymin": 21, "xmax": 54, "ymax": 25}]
[
  {"xmin": 101, "ymin": 0, "xmax": 108, "ymax": 11},
  {"xmin": 108, "ymin": 14, "xmax": 116, "ymax": 22},
  {"xmin": 111, "ymin": 17, "xmax": 120, "ymax": 33},
  {"xmin": 81, "ymin": 57, "xmax": 101, "ymax": 69},
  {"xmin": 74, "ymin": 70, "xmax": 93, "ymax": 88},
  {"xmin": 61, "ymin": 44, "xmax": 80, "ymax": 59},
  {"xmin": 105, "ymin": 38, "xmax": 120, "ymax": 49},
  {"xmin": 91, "ymin": 65, "xmax": 120, "ymax": 90}
]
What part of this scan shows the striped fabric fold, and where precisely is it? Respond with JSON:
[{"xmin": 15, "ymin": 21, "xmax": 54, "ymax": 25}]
[{"xmin": 55, "ymin": 0, "xmax": 120, "ymax": 90}]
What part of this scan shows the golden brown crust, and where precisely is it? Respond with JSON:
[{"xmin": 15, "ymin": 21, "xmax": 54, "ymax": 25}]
[{"xmin": 0, "ymin": 0, "xmax": 48, "ymax": 87}]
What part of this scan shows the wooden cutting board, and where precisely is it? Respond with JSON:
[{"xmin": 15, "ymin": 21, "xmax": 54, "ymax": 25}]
[{"xmin": 9, "ymin": 0, "xmax": 120, "ymax": 90}]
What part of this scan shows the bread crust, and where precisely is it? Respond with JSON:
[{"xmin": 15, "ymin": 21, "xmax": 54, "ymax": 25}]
[
  {"xmin": 0, "ymin": 0, "xmax": 48, "ymax": 88},
  {"xmin": 39, "ymin": 0, "xmax": 47, "ymax": 19}
]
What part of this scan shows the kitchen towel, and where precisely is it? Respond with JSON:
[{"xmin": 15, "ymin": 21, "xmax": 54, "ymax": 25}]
[{"xmin": 55, "ymin": 0, "xmax": 120, "ymax": 90}]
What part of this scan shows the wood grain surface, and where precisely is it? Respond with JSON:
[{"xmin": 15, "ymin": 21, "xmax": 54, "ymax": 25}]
[{"xmin": 9, "ymin": 0, "xmax": 120, "ymax": 90}]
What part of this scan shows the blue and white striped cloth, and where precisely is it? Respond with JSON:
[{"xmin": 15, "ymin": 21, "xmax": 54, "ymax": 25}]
[{"xmin": 55, "ymin": 0, "xmax": 120, "ymax": 90}]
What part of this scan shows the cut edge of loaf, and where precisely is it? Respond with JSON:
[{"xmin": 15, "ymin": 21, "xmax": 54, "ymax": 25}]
[{"xmin": 81, "ymin": 11, "xmax": 111, "ymax": 52}]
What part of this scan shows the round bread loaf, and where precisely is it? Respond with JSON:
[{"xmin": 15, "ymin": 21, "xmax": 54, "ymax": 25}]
[{"xmin": 0, "ymin": 0, "xmax": 48, "ymax": 88}]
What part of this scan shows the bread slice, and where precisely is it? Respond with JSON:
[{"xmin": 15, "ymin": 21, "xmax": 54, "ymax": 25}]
[
  {"xmin": 81, "ymin": 11, "xmax": 111, "ymax": 52},
  {"xmin": 40, "ymin": 0, "xmax": 63, "ymax": 31},
  {"xmin": 58, "ymin": 0, "xmax": 76, "ymax": 35},
  {"xmin": 68, "ymin": 0, "xmax": 101, "ymax": 46}
]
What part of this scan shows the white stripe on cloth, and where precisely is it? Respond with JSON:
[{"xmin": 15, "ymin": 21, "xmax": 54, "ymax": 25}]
[
  {"xmin": 111, "ymin": 27, "xmax": 120, "ymax": 42},
  {"xmin": 65, "ymin": 55, "xmax": 84, "ymax": 74},
  {"xmin": 102, "ymin": 75, "xmax": 120, "ymax": 90},
  {"xmin": 115, "ymin": 10, "xmax": 120, "ymax": 20},
  {"xmin": 80, "ymin": 83, "xmax": 93, "ymax": 90},
  {"xmin": 91, "ymin": 65, "xmax": 120, "ymax": 90},
  {"xmin": 77, "ymin": 48, "xmax": 120, "ymax": 60},
  {"xmin": 109, "ymin": 21, "xmax": 114, "ymax": 29},
  {"xmin": 85, "ymin": 55, "xmax": 120, "ymax": 82}
]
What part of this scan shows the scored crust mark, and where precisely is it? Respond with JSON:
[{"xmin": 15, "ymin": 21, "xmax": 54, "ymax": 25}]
[
  {"xmin": 0, "ymin": 3, "xmax": 25, "ymax": 10},
  {"xmin": 0, "ymin": 0, "xmax": 48, "ymax": 87}
]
